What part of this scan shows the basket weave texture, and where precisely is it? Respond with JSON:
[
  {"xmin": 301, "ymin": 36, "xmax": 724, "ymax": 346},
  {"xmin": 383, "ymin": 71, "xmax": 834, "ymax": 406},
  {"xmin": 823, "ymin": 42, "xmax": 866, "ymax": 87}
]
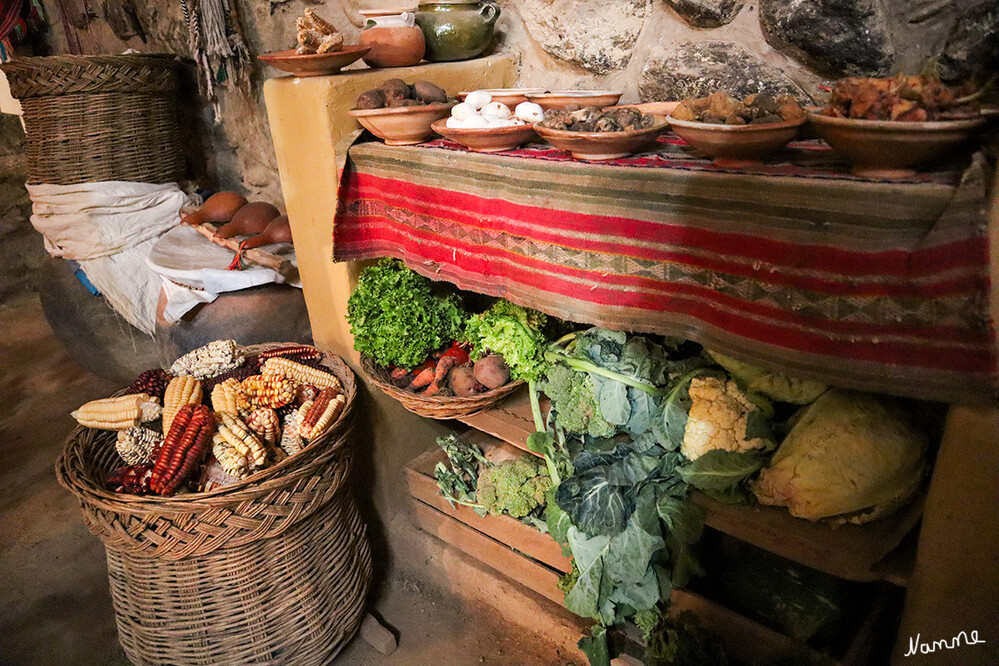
[
  {"xmin": 1, "ymin": 55, "xmax": 184, "ymax": 185},
  {"xmin": 361, "ymin": 353, "xmax": 525, "ymax": 419},
  {"xmin": 55, "ymin": 344, "xmax": 371, "ymax": 665}
]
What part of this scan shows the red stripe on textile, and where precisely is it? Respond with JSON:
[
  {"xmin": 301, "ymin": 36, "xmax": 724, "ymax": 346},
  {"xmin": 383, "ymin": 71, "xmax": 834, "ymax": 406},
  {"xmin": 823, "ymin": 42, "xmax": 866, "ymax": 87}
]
[
  {"xmin": 352, "ymin": 172, "xmax": 984, "ymax": 284},
  {"xmin": 334, "ymin": 214, "xmax": 994, "ymax": 374}
]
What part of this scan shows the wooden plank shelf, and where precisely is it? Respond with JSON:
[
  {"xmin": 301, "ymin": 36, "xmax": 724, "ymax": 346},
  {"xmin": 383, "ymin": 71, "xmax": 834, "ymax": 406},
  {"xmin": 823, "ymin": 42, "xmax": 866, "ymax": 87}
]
[
  {"xmin": 405, "ymin": 439, "xmax": 887, "ymax": 666},
  {"xmin": 460, "ymin": 395, "xmax": 918, "ymax": 586}
]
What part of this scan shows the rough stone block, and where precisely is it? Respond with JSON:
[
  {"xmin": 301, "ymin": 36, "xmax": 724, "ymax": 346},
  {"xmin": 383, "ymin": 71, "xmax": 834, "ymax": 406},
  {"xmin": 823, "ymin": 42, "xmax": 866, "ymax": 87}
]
[{"xmin": 665, "ymin": 0, "xmax": 745, "ymax": 29}]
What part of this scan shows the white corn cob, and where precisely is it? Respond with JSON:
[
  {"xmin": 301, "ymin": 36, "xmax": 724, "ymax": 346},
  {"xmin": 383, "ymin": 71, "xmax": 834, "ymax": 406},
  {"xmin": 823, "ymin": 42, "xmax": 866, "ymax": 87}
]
[
  {"xmin": 217, "ymin": 412, "xmax": 268, "ymax": 468},
  {"xmin": 211, "ymin": 378, "xmax": 244, "ymax": 416},
  {"xmin": 170, "ymin": 339, "xmax": 244, "ymax": 380},
  {"xmin": 72, "ymin": 394, "xmax": 162, "ymax": 430},
  {"xmin": 261, "ymin": 357, "xmax": 343, "ymax": 392},
  {"xmin": 246, "ymin": 408, "xmax": 280, "ymax": 446},
  {"xmin": 116, "ymin": 427, "xmax": 163, "ymax": 465},
  {"xmin": 298, "ymin": 393, "xmax": 347, "ymax": 440},
  {"xmin": 163, "ymin": 375, "xmax": 203, "ymax": 436},
  {"xmin": 212, "ymin": 432, "xmax": 252, "ymax": 479},
  {"xmin": 280, "ymin": 411, "xmax": 305, "ymax": 456}
]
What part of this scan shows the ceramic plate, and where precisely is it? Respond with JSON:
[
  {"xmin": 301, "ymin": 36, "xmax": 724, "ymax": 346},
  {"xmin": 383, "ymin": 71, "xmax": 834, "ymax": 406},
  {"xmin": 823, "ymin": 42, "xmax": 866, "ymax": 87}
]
[
  {"xmin": 258, "ymin": 46, "xmax": 370, "ymax": 77},
  {"xmin": 431, "ymin": 119, "xmax": 537, "ymax": 152},
  {"xmin": 533, "ymin": 116, "xmax": 669, "ymax": 160},
  {"xmin": 666, "ymin": 115, "xmax": 806, "ymax": 168}
]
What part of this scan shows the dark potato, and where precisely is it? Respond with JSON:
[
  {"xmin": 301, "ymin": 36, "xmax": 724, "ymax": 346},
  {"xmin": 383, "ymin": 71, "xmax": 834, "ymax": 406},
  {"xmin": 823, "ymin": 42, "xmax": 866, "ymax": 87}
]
[
  {"xmin": 355, "ymin": 89, "xmax": 386, "ymax": 109},
  {"xmin": 386, "ymin": 97, "xmax": 421, "ymax": 107},
  {"xmin": 473, "ymin": 354, "xmax": 510, "ymax": 389},
  {"xmin": 449, "ymin": 365, "xmax": 484, "ymax": 397},
  {"xmin": 412, "ymin": 80, "xmax": 447, "ymax": 104},
  {"xmin": 377, "ymin": 78, "xmax": 412, "ymax": 100}
]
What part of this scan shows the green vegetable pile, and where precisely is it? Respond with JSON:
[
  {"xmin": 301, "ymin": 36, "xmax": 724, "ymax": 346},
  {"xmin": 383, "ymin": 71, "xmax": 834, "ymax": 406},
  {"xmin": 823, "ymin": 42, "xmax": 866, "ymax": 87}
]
[
  {"xmin": 346, "ymin": 258, "xmax": 467, "ymax": 369},
  {"xmin": 463, "ymin": 300, "xmax": 549, "ymax": 381},
  {"xmin": 476, "ymin": 455, "xmax": 552, "ymax": 518}
]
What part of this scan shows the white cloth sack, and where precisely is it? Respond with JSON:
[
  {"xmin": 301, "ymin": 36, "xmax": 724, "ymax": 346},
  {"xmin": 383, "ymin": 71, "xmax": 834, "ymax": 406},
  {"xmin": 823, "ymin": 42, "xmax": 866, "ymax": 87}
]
[{"xmin": 27, "ymin": 181, "xmax": 191, "ymax": 334}]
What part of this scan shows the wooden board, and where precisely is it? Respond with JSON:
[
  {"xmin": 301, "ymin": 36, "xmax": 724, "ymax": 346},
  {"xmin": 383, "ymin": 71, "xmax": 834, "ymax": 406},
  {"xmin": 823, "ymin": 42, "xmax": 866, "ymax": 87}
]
[{"xmin": 460, "ymin": 398, "xmax": 918, "ymax": 585}]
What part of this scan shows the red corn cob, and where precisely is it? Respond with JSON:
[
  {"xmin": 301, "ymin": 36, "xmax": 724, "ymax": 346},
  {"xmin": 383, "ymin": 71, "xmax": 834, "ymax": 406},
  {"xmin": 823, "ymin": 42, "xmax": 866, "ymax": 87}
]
[{"xmin": 150, "ymin": 404, "xmax": 215, "ymax": 496}]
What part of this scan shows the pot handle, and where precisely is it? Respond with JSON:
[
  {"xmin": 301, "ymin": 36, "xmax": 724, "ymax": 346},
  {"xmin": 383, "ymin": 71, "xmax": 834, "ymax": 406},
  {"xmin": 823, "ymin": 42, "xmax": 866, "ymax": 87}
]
[{"xmin": 479, "ymin": 1, "xmax": 500, "ymax": 26}]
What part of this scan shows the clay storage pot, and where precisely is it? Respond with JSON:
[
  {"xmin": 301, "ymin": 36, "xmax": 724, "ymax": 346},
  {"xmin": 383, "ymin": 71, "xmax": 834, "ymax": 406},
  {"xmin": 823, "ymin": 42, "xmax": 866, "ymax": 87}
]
[
  {"xmin": 359, "ymin": 9, "xmax": 426, "ymax": 68},
  {"xmin": 415, "ymin": 0, "xmax": 500, "ymax": 62}
]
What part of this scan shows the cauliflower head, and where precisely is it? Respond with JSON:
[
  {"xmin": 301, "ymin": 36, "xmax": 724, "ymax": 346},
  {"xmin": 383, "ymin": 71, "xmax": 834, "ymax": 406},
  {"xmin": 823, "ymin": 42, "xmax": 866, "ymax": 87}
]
[
  {"xmin": 542, "ymin": 364, "xmax": 617, "ymax": 439},
  {"xmin": 476, "ymin": 455, "xmax": 552, "ymax": 518},
  {"xmin": 681, "ymin": 376, "xmax": 773, "ymax": 461}
]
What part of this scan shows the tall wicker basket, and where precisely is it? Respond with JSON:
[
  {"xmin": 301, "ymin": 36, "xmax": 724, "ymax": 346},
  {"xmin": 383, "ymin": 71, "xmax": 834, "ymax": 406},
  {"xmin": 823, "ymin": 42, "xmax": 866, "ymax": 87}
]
[
  {"xmin": 1, "ymin": 54, "xmax": 184, "ymax": 185},
  {"xmin": 55, "ymin": 346, "xmax": 372, "ymax": 665}
]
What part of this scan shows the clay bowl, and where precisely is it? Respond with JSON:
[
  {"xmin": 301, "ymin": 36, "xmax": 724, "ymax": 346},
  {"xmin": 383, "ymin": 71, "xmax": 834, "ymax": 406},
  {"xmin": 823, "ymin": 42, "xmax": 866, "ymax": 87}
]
[
  {"xmin": 258, "ymin": 46, "xmax": 370, "ymax": 77},
  {"xmin": 349, "ymin": 101, "xmax": 456, "ymax": 145},
  {"xmin": 533, "ymin": 116, "xmax": 669, "ymax": 160},
  {"xmin": 666, "ymin": 114, "xmax": 806, "ymax": 168},
  {"xmin": 807, "ymin": 112, "xmax": 988, "ymax": 178},
  {"xmin": 431, "ymin": 119, "xmax": 537, "ymax": 153},
  {"xmin": 457, "ymin": 88, "xmax": 546, "ymax": 108},
  {"xmin": 525, "ymin": 90, "xmax": 624, "ymax": 111}
]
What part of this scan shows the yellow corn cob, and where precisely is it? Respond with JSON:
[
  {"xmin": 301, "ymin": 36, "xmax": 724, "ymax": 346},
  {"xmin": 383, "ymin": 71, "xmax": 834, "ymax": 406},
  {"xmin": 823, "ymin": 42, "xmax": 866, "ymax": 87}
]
[
  {"xmin": 212, "ymin": 432, "xmax": 252, "ymax": 479},
  {"xmin": 316, "ymin": 32, "xmax": 344, "ymax": 54},
  {"xmin": 163, "ymin": 375, "xmax": 203, "ymax": 435},
  {"xmin": 241, "ymin": 374, "xmax": 295, "ymax": 409},
  {"xmin": 72, "ymin": 393, "xmax": 162, "ymax": 430},
  {"xmin": 211, "ymin": 378, "xmax": 244, "ymax": 416},
  {"xmin": 299, "ymin": 394, "xmax": 347, "ymax": 440},
  {"xmin": 261, "ymin": 357, "xmax": 343, "ymax": 392},
  {"xmin": 304, "ymin": 8, "xmax": 338, "ymax": 36},
  {"xmin": 116, "ymin": 427, "xmax": 163, "ymax": 465},
  {"xmin": 218, "ymin": 412, "xmax": 268, "ymax": 467},
  {"xmin": 280, "ymin": 411, "xmax": 305, "ymax": 456},
  {"xmin": 170, "ymin": 339, "xmax": 243, "ymax": 380},
  {"xmin": 246, "ymin": 408, "xmax": 280, "ymax": 446}
]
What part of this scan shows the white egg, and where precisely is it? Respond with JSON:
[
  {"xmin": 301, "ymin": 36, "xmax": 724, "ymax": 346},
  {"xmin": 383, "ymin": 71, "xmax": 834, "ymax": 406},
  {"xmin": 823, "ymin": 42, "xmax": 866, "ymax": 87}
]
[
  {"xmin": 464, "ymin": 90, "xmax": 492, "ymax": 110},
  {"xmin": 481, "ymin": 101, "xmax": 512, "ymax": 119},
  {"xmin": 451, "ymin": 102, "xmax": 478, "ymax": 120},
  {"xmin": 462, "ymin": 115, "xmax": 490, "ymax": 129},
  {"xmin": 485, "ymin": 117, "xmax": 517, "ymax": 127},
  {"xmin": 446, "ymin": 116, "xmax": 468, "ymax": 128},
  {"xmin": 514, "ymin": 102, "xmax": 545, "ymax": 123}
]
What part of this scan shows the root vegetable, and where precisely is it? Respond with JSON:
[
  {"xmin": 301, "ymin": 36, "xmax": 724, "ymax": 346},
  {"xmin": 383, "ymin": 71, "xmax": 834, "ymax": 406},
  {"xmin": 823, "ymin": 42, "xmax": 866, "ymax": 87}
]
[
  {"xmin": 449, "ymin": 365, "xmax": 485, "ymax": 397},
  {"xmin": 424, "ymin": 356, "xmax": 457, "ymax": 396},
  {"xmin": 473, "ymin": 354, "xmax": 510, "ymax": 389}
]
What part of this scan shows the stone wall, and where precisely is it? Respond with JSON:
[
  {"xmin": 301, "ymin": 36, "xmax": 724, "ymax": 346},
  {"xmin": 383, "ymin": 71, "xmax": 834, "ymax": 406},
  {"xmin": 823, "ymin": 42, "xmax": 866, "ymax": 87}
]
[
  {"xmin": 12, "ymin": 0, "xmax": 998, "ymax": 207},
  {"xmin": 0, "ymin": 114, "xmax": 42, "ymax": 300}
]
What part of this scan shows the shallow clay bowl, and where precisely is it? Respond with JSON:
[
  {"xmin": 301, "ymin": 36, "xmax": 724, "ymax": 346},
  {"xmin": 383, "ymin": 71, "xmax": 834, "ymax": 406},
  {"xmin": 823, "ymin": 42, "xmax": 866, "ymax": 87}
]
[
  {"xmin": 349, "ymin": 101, "xmax": 456, "ymax": 145},
  {"xmin": 666, "ymin": 114, "xmax": 806, "ymax": 168},
  {"xmin": 533, "ymin": 115, "xmax": 669, "ymax": 160},
  {"xmin": 431, "ymin": 119, "xmax": 537, "ymax": 153},
  {"xmin": 457, "ymin": 88, "xmax": 546, "ymax": 108},
  {"xmin": 525, "ymin": 90, "xmax": 624, "ymax": 111},
  {"xmin": 258, "ymin": 46, "xmax": 370, "ymax": 77},
  {"xmin": 807, "ymin": 112, "xmax": 988, "ymax": 178}
]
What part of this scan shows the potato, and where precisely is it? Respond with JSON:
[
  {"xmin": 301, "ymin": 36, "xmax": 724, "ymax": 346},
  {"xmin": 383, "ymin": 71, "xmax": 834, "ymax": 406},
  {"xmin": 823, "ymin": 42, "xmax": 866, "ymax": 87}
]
[
  {"xmin": 386, "ymin": 97, "xmax": 421, "ymax": 107},
  {"xmin": 412, "ymin": 80, "xmax": 447, "ymax": 104},
  {"xmin": 355, "ymin": 89, "xmax": 386, "ymax": 109},
  {"xmin": 473, "ymin": 354, "xmax": 510, "ymax": 389},
  {"xmin": 449, "ymin": 365, "xmax": 484, "ymax": 397},
  {"xmin": 377, "ymin": 78, "xmax": 412, "ymax": 100}
]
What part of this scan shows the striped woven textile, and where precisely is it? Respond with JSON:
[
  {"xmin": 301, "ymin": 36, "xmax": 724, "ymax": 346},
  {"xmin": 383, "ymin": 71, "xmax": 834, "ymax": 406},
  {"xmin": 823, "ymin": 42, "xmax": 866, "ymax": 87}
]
[{"xmin": 333, "ymin": 136, "xmax": 995, "ymax": 404}]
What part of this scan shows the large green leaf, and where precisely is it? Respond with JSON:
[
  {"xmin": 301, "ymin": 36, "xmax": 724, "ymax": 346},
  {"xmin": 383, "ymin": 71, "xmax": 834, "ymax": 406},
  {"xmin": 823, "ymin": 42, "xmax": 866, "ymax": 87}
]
[
  {"xmin": 557, "ymin": 468, "xmax": 631, "ymax": 536},
  {"xmin": 677, "ymin": 448, "xmax": 770, "ymax": 501},
  {"xmin": 578, "ymin": 625, "xmax": 611, "ymax": 666},
  {"xmin": 605, "ymin": 515, "xmax": 666, "ymax": 585},
  {"xmin": 564, "ymin": 528, "xmax": 611, "ymax": 619},
  {"xmin": 608, "ymin": 565, "xmax": 661, "ymax": 615}
]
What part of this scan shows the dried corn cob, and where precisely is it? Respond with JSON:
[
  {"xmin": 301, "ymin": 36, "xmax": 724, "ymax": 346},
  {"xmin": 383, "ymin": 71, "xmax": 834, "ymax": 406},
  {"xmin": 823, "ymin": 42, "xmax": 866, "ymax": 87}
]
[
  {"xmin": 211, "ymin": 377, "xmax": 245, "ymax": 416},
  {"xmin": 170, "ymin": 339, "xmax": 244, "ymax": 380},
  {"xmin": 116, "ymin": 427, "xmax": 163, "ymax": 465},
  {"xmin": 317, "ymin": 33, "xmax": 344, "ymax": 54},
  {"xmin": 241, "ymin": 374, "xmax": 295, "ymax": 409},
  {"xmin": 124, "ymin": 368, "xmax": 172, "ymax": 400},
  {"xmin": 246, "ymin": 408, "xmax": 280, "ymax": 446},
  {"xmin": 304, "ymin": 8, "xmax": 339, "ymax": 36},
  {"xmin": 163, "ymin": 375, "xmax": 204, "ymax": 435},
  {"xmin": 201, "ymin": 362, "xmax": 259, "ymax": 396},
  {"xmin": 280, "ymin": 411, "xmax": 305, "ymax": 456},
  {"xmin": 150, "ymin": 404, "xmax": 215, "ymax": 496},
  {"xmin": 298, "ymin": 388, "xmax": 347, "ymax": 439},
  {"xmin": 212, "ymin": 432, "xmax": 252, "ymax": 478},
  {"xmin": 196, "ymin": 456, "xmax": 243, "ymax": 492},
  {"xmin": 72, "ymin": 393, "xmax": 162, "ymax": 430},
  {"xmin": 262, "ymin": 357, "xmax": 343, "ymax": 392},
  {"xmin": 217, "ymin": 412, "xmax": 268, "ymax": 468},
  {"xmin": 256, "ymin": 345, "xmax": 323, "ymax": 363},
  {"xmin": 107, "ymin": 463, "xmax": 153, "ymax": 494}
]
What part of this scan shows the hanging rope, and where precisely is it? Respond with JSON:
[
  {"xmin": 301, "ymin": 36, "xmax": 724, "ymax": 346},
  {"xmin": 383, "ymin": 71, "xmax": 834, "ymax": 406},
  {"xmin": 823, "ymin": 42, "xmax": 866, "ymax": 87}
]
[{"xmin": 180, "ymin": 0, "xmax": 250, "ymax": 120}]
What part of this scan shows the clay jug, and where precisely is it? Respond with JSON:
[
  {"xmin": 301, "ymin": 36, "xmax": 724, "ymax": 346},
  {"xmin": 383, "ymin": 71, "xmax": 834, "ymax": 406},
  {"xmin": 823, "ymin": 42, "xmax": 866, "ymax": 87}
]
[
  {"xmin": 359, "ymin": 10, "xmax": 426, "ymax": 68},
  {"xmin": 415, "ymin": 0, "xmax": 500, "ymax": 62}
]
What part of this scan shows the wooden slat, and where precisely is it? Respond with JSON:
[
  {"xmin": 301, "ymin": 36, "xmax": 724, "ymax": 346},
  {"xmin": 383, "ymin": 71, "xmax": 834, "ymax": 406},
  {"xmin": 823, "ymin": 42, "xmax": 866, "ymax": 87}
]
[{"xmin": 458, "ymin": 399, "xmax": 918, "ymax": 584}]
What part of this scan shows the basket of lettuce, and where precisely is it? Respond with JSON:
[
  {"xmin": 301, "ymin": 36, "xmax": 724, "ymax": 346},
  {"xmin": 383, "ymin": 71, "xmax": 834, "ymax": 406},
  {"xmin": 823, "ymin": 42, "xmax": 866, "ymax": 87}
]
[{"xmin": 348, "ymin": 258, "xmax": 546, "ymax": 418}]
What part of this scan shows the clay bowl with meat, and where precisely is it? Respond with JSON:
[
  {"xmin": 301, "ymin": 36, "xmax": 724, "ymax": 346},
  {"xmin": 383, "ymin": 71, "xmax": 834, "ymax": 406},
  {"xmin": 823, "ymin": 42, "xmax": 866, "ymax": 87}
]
[
  {"xmin": 807, "ymin": 112, "xmax": 988, "ymax": 178},
  {"xmin": 666, "ymin": 114, "xmax": 807, "ymax": 168},
  {"xmin": 349, "ymin": 101, "xmax": 456, "ymax": 145},
  {"xmin": 533, "ymin": 115, "xmax": 670, "ymax": 161}
]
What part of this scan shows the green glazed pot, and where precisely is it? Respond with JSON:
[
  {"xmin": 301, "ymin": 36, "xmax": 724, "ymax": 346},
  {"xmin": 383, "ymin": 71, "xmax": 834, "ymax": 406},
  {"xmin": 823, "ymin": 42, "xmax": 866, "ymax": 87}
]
[{"xmin": 415, "ymin": 0, "xmax": 500, "ymax": 62}]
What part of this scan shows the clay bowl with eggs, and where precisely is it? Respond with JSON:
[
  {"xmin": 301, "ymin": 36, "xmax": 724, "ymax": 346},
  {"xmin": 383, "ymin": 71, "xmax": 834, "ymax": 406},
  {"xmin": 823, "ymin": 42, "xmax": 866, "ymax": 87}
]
[
  {"xmin": 525, "ymin": 90, "xmax": 623, "ymax": 111},
  {"xmin": 806, "ymin": 112, "xmax": 988, "ymax": 178},
  {"xmin": 258, "ymin": 45, "xmax": 370, "ymax": 77},
  {"xmin": 666, "ymin": 114, "xmax": 806, "ymax": 168},
  {"xmin": 431, "ymin": 118, "xmax": 537, "ymax": 153},
  {"xmin": 533, "ymin": 115, "xmax": 670, "ymax": 160},
  {"xmin": 348, "ymin": 101, "xmax": 456, "ymax": 145},
  {"xmin": 457, "ymin": 88, "xmax": 546, "ymax": 108}
]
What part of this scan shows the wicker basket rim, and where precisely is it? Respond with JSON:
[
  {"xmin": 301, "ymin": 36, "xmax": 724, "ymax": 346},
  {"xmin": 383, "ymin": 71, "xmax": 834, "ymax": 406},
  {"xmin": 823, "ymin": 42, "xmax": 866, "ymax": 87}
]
[
  {"xmin": 361, "ymin": 353, "xmax": 524, "ymax": 403},
  {"xmin": 56, "ymin": 342, "xmax": 356, "ymax": 511}
]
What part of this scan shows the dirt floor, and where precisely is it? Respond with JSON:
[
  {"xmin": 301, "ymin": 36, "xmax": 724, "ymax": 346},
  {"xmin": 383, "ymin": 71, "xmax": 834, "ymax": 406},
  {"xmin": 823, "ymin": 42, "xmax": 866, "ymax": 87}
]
[{"xmin": 0, "ymin": 292, "xmax": 571, "ymax": 666}]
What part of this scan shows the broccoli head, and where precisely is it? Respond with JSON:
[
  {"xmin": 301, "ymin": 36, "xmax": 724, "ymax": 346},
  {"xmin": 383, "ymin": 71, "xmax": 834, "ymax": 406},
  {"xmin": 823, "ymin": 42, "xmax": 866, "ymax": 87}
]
[
  {"xmin": 542, "ymin": 364, "xmax": 617, "ymax": 439},
  {"xmin": 476, "ymin": 454, "xmax": 553, "ymax": 518}
]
